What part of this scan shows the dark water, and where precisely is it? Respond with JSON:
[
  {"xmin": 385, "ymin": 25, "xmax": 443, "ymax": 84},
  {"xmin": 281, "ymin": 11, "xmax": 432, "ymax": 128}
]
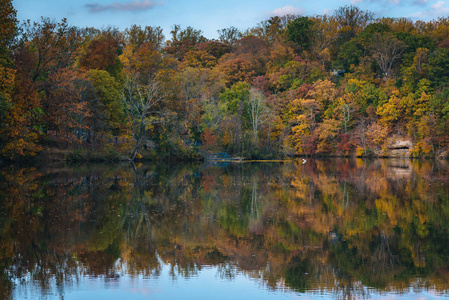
[{"xmin": 1, "ymin": 159, "xmax": 449, "ymax": 299}]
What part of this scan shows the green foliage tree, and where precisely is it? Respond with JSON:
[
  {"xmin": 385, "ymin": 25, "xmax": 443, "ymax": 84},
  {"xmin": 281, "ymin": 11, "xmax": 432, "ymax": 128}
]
[
  {"xmin": 333, "ymin": 39, "xmax": 363, "ymax": 71},
  {"xmin": 86, "ymin": 70, "xmax": 124, "ymax": 136},
  {"xmin": 286, "ymin": 17, "xmax": 314, "ymax": 50},
  {"xmin": 427, "ymin": 48, "xmax": 449, "ymax": 88}
]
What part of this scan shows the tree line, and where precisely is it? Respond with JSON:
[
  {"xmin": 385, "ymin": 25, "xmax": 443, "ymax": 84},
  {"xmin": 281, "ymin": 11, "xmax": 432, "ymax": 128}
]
[{"xmin": 1, "ymin": 0, "xmax": 449, "ymax": 161}]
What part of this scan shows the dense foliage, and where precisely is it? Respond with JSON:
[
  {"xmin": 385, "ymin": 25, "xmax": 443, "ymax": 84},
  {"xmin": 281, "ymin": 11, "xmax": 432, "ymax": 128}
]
[{"xmin": 1, "ymin": 1, "xmax": 449, "ymax": 160}]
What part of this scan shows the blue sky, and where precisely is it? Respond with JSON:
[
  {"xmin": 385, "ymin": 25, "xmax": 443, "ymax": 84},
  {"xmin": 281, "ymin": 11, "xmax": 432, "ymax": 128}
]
[{"xmin": 12, "ymin": 0, "xmax": 449, "ymax": 39}]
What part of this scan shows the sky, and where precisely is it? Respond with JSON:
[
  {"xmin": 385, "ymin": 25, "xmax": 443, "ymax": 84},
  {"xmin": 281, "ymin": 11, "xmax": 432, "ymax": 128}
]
[{"xmin": 11, "ymin": 0, "xmax": 449, "ymax": 40}]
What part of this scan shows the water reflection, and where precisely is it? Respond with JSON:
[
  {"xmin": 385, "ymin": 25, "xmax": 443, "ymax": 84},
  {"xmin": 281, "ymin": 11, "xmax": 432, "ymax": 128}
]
[{"xmin": 1, "ymin": 159, "xmax": 449, "ymax": 299}]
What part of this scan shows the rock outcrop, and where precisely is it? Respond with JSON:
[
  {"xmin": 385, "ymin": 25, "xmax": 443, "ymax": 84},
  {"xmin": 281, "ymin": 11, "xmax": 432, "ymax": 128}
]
[{"xmin": 381, "ymin": 137, "xmax": 414, "ymax": 158}]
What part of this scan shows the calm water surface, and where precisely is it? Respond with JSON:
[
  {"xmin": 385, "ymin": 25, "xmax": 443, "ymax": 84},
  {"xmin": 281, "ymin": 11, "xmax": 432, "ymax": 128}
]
[{"xmin": 1, "ymin": 159, "xmax": 449, "ymax": 299}]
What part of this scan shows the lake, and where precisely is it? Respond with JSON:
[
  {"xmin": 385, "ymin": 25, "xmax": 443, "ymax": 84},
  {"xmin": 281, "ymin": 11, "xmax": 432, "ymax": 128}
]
[{"xmin": 1, "ymin": 158, "xmax": 449, "ymax": 299}]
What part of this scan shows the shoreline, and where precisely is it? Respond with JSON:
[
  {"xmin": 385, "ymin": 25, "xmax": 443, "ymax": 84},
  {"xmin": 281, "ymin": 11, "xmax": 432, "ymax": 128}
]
[{"xmin": 2, "ymin": 151, "xmax": 447, "ymax": 167}]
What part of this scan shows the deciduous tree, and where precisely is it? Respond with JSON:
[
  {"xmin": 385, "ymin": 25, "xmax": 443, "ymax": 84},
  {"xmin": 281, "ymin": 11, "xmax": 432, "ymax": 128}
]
[
  {"xmin": 370, "ymin": 33, "xmax": 407, "ymax": 79},
  {"xmin": 123, "ymin": 74, "xmax": 166, "ymax": 161}
]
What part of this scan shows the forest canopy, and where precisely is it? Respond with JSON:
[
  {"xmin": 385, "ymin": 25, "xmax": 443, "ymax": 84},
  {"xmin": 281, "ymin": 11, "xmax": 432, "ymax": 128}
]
[{"xmin": 1, "ymin": 0, "xmax": 449, "ymax": 161}]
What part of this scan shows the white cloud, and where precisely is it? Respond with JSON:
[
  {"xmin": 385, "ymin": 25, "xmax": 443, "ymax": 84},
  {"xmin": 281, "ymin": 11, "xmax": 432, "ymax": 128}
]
[
  {"xmin": 270, "ymin": 5, "xmax": 304, "ymax": 16},
  {"xmin": 432, "ymin": 0, "xmax": 445, "ymax": 8},
  {"xmin": 86, "ymin": 0, "xmax": 163, "ymax": 13},
  {"xmin": 410, "ymin": 0, "xmax": 449, "ymax": 18}
]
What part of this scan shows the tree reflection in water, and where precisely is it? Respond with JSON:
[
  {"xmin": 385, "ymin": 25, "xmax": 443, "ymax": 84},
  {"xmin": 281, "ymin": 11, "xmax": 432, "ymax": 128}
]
[{"xmin": 1, "ymin": 159, "xmax": 449, "ymax": 299}]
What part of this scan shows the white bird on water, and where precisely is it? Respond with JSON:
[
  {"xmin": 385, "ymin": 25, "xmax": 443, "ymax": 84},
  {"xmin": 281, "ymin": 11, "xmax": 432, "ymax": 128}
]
[{"xmin": 302, "ymin": 159, "xmax": 306, "ymax": 164}]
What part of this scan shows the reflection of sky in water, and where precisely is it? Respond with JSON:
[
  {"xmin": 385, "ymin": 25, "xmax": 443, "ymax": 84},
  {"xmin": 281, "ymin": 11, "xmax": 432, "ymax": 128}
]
[{"xmin": 12, "ymin": 262, "xmax": 447, "ymax": 300}]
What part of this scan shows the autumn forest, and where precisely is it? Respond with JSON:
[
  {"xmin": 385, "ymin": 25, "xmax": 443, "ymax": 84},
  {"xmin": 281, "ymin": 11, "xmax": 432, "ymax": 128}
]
[{"xmin": 1, "ymin": 0, "xmax": 449, "ymax": 162}]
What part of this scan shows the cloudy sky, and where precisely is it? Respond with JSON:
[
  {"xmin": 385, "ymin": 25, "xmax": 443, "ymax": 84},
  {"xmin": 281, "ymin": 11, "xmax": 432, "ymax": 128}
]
[{"xmin": 12, "ymin": 0, "xmax": 449, "ymax": 39}]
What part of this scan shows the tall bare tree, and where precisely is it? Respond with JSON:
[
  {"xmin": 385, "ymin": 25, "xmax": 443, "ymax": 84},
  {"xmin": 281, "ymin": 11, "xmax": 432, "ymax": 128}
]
[
  {"xmin": 123, "ymin": 74, "xmax": 165, "ymax": 161},
  {"xmin": 370, "ymin": 33, "xmax": 407, "ymax": 79},
  {"xmin": 217, "ymin": 26, "xmax": 242, "ymax": 46},
  {"xmin": 248, "ymin": 88, "xmax": 267, "ymax": 141}
]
